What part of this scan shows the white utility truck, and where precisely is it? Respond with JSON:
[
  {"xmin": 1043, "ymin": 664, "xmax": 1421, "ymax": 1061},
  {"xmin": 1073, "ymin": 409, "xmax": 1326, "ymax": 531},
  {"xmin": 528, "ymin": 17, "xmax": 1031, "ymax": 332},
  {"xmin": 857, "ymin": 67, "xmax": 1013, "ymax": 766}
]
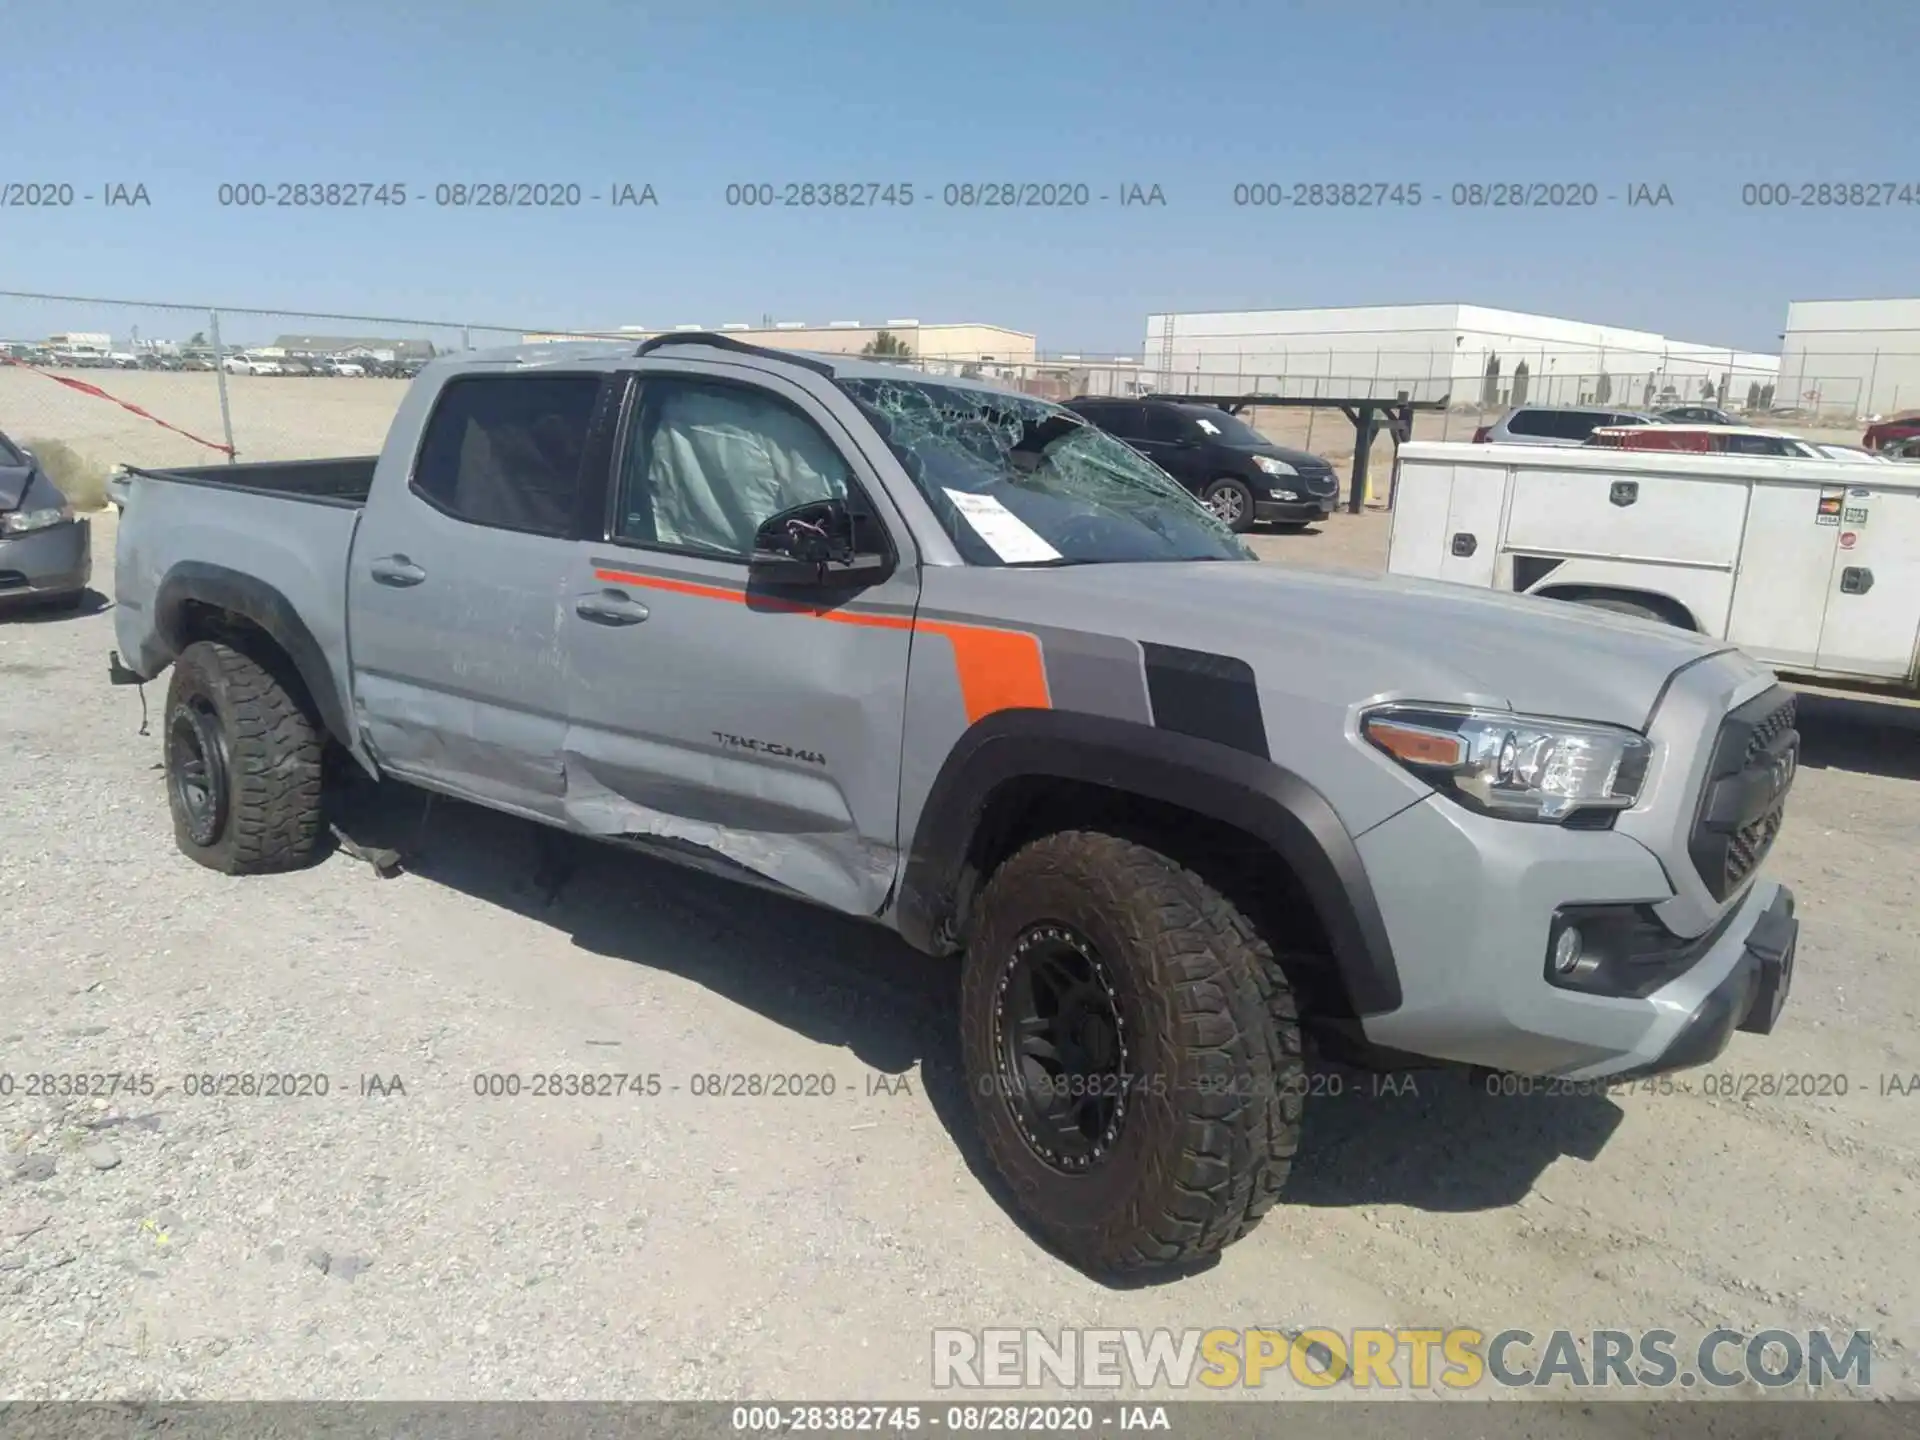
[{"xmin": 1387, "ymin": 440, "xmax": 1920, "ymax": 692}]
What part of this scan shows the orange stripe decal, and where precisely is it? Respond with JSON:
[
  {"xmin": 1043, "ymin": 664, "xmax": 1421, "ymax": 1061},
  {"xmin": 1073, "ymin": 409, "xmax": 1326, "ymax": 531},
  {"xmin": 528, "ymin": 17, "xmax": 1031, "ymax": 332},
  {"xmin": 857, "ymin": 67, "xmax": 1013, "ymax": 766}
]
[
  {"xmin": 591, "ymin": 567, "xmax": 1051, "ymax": 723},
  {"xmin": 919, "ymin": 623, "xmax": 1050, "ymax": 722}
]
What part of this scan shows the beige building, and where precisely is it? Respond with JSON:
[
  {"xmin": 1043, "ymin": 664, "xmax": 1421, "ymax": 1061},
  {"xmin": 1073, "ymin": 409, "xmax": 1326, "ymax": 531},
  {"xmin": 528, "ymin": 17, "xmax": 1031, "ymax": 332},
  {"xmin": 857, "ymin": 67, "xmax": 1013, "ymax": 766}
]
[{"xmin": 522, "ymin": 320, "xmax": 1036, "ymax": 363}]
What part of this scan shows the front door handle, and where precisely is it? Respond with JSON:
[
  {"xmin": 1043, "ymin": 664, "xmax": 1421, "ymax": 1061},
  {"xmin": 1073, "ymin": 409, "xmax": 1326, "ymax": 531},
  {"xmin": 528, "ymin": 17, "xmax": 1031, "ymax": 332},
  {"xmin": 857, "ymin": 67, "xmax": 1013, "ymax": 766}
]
[
  {"xmin": 369, "ymin": 555, "xmax": 427, "ymax": 587},
  {"xmin": 575, "ymin": 590, "xmax": 651, "ymax": 626}
]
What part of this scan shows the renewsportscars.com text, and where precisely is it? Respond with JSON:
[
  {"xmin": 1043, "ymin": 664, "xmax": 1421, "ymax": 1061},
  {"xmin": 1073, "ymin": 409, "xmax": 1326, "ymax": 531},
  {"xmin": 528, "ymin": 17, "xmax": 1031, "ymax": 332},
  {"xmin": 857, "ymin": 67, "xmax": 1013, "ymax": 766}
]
[{"xmin": 931, "ymin": 1326, "xmax": 1874, "ymax": 1392}]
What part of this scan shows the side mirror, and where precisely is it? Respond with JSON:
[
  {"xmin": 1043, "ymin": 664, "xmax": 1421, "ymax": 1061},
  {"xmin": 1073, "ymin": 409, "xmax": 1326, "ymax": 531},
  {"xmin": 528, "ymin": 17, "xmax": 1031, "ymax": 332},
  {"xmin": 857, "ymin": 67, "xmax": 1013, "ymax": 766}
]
[{"xmin": 750, "ymin": 497, "xmax": 892, "ymax": 587}]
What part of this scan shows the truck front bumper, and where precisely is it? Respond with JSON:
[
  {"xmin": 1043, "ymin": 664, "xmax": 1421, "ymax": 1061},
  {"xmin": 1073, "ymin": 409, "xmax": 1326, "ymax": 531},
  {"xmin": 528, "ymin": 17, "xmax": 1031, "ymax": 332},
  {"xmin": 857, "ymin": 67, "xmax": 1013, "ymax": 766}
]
[
  {"xmin": 1350, "ymin": 793, "xmax": 1798, "ymax": 1080},
  {"xmin": 0, "ymin": 517, "xmax": 91, "ymax": 606}
]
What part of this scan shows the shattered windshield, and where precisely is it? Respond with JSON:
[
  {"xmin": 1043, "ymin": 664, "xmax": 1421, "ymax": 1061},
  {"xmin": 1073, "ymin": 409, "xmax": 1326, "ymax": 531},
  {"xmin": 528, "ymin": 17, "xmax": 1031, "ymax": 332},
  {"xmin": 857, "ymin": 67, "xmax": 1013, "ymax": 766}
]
[{"xmin": 837, "ymin": 377, "xmax": 1252, "ymax": 566}]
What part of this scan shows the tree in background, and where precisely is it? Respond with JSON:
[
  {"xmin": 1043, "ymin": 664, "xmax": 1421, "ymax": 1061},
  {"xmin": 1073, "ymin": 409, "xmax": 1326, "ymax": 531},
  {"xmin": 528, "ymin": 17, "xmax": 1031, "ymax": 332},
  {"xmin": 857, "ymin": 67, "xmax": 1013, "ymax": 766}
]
[{"xmin": 862, "ymin": 330, "xmax": 914, "ymax": 358}]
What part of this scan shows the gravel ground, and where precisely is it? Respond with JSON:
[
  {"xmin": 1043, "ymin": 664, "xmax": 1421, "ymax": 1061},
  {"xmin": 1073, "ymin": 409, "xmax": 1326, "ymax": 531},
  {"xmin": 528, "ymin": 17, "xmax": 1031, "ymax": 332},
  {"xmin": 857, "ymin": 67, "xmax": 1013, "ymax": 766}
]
[{"xmin": 2, "ymin": 511, "xmax": 1917, "ymax": 1405}]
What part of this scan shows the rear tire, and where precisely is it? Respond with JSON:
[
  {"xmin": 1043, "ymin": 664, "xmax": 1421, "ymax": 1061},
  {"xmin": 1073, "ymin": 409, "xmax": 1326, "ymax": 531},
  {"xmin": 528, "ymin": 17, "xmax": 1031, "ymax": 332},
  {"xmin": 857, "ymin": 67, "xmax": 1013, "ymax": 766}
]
[
  {"xmin": 163, "ymin": 640, "xmax": 324, "ymax": 874},
  {"xmin": 1200, "ymin": 477, "xmax": 1257, "ymax": 533},
  {"xmin": 960, "ymin": 830, "xmax": 1303, "ymax": 1274}
]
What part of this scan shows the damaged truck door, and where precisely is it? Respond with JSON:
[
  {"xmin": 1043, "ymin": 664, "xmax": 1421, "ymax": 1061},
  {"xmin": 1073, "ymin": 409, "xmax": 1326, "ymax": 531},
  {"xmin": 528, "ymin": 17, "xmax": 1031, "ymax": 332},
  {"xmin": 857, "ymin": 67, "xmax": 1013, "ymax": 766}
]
[
  {"xmin": 559, "ymin": 367, "xmax": 917, "ymax": 915},
  {"xmin": 347, "ymin": 371, "xmax": 610, "ymax": 819}
]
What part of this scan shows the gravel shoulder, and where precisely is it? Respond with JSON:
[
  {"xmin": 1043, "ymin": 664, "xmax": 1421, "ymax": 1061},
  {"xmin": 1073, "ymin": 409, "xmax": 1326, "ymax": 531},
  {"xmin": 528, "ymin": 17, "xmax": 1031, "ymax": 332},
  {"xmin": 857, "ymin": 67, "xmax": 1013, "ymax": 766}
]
[{"xmin": 1, "ymin": 511, "xmax": 1915, "ymax": 1402}]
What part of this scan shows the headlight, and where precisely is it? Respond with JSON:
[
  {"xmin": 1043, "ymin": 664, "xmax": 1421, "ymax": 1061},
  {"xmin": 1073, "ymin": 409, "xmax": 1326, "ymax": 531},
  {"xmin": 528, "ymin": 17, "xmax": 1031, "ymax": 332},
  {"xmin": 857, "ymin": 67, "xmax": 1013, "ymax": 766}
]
[
  {"xmin": 1, "ymin": 503, "xmax": 74, "ymax": 535},
  {"xmin": 1360, "ymin": 704, "xmax": 1652, "ymax": 823},
  {"xmin": 1251, "ymin": 455, "xmax": 1297, "ymax": 476}
]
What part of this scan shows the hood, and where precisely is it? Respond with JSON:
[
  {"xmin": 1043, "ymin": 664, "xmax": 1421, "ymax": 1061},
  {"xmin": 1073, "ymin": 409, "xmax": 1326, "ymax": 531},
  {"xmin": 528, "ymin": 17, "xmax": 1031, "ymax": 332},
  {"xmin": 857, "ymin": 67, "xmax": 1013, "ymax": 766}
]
[
  {"xmin": 1019, "ymin": 561, "xmax": 1726, "ymax": 730},
  {"xmin": 1241, "ymin": 443, "xmax": 1330, "ymax": 469}
]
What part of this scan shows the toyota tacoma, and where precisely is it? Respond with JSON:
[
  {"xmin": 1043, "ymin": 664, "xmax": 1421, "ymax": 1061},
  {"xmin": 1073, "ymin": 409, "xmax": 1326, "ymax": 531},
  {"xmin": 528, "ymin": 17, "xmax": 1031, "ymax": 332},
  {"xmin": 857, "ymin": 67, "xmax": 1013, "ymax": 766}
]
[{"xmin": 108, "ymin": 334, "xmax": 1801, "ymax": 1275}]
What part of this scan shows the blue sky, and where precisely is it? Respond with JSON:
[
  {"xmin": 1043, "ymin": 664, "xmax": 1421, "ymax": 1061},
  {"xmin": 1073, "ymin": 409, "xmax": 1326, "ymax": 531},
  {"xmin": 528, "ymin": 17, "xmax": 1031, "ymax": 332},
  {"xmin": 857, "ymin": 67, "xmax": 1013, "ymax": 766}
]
[{"xmin": 2, "ymin": 0, "xmax": 1915, "ymax": 352}]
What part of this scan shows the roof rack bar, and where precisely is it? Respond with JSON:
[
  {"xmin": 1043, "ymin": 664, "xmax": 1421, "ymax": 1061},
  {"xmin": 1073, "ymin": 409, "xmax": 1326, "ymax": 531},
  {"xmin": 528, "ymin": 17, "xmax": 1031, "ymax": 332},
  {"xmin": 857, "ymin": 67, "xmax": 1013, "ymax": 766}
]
[{"xmin": 632, "ymin": 330, "xmax": 839, "ymax": 380}]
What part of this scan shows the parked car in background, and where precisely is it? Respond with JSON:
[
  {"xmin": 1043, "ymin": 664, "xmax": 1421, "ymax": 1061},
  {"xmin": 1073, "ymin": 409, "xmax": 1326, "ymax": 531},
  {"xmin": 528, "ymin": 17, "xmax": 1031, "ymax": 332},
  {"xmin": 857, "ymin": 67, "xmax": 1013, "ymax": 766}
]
[
  {"xmin": 1586, "ymin": 425, "xmax": 1824, "ymax": 458},
  {"xmin": 322, "ymin": 358, "xmax": 367, "ymax": 377},
  {"xmin": 1471, "ymin": 405, "xmax": 1663, "ymax": 446},
  {"xmin": 1392, "ymin": 438, "xmax": 1920, "ymax": 697},
  {"xmin": 1655, "ymin": 405, "xmax": 1744, "ymax": 425},
  {"xmin": 223, "ymin": 355, "xmax": 283, "ymax": 376},
  {"xmin": 1064, "ymin": 395, "xmax": 1339, "ymax": 530},
  {"xmin": 1886, "ymin": 437, "xmax": 1920, "ymax": 462},
  {"xmin": 0, "ymin": 429, "xmax": 91, "ymax": 612},
  {"xmin": 1809, "ymin": 443, "xmax": 1890, "ymax": 463},
  {"xmin": 1863, "ymin": 412, "xmax": 1920, "ymax": 454},
  {"xmin": 280, "ymin": 360, "xmax": 315, "ymax": 378}
]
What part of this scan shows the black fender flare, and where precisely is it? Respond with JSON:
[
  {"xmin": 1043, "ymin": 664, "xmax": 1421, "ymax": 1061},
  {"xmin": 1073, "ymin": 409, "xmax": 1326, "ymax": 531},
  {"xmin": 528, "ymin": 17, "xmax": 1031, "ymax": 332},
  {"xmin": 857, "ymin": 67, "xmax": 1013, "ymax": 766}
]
[
  {"xmin": 148, "ymin": 560, "xmax": 354, "ymax": 751},
  {"xmin": 894, "ymin": 709, "xmax": 1402, "ymax": 1017}
]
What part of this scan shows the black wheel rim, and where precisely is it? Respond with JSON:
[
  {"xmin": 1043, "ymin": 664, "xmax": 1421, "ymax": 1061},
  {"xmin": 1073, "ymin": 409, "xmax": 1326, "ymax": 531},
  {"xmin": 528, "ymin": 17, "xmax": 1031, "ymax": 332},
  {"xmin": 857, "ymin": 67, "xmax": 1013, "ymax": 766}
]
[
  {"xmin": 167, "ymin": 697, "xmax": 230, "ymax": 848},
  {"xmin": 993, "ymin": 923, "xmax": 1131, "ymax": 1173}
]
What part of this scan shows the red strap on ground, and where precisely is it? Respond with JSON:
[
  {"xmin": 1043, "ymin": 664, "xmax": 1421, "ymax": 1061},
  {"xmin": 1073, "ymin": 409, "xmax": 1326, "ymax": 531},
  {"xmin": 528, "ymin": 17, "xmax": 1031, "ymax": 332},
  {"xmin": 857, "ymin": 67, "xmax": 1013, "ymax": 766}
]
[{"xmin": 1, "ymin": 356, "xmax": 236, "ymax": 455}]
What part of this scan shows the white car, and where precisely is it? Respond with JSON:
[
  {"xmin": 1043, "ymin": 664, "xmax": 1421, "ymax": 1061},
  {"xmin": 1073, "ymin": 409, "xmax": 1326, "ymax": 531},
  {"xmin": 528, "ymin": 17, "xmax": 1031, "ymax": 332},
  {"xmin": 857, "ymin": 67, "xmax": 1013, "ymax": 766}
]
[
  {"xmin": 222, "ymin": 355, "xmax": 283, "ymax": 376},
  {"xmin": 1810, "ymin": 443, "xmax": 1890, "ymax": 463},
  {"xmin": 325, "ymin": 359, "xmax": 367, "ymax": 377}
]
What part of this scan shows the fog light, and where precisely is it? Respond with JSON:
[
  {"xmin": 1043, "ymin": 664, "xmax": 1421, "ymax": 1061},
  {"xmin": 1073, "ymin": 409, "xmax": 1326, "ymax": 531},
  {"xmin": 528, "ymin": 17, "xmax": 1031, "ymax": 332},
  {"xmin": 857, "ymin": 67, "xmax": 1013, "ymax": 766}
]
[
  {"xmin": 1270, "ymin": 489, "xmax": 1299, "ymax": 500},
  {"xmin": 1552, "ymin": 925, "xmax": 1585, "ymax": 974}
]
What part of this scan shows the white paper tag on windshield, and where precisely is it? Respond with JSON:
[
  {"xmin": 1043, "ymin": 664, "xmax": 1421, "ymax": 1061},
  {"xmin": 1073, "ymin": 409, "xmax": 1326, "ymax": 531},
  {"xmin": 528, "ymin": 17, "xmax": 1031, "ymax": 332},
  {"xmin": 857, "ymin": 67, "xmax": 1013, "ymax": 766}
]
[
  {"xmin": 1195, "ymin": 417, "xmax": 1221, "ymax": 435},
  {"xmin": 943, "ymin": 488, "xmax": 1062, "ymax": 563}
]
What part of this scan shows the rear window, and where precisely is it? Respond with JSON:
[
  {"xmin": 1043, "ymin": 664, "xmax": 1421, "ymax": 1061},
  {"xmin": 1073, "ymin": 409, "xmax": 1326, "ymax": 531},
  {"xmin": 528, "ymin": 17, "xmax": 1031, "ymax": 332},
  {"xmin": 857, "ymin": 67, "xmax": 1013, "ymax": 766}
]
[
  {"xmin": 412, "ymin": 374, "xmax": 602, "ymax": 536},
  {"xmin": 1508, "ymin": 409, "xmax": 1604, "ymax": 440}
]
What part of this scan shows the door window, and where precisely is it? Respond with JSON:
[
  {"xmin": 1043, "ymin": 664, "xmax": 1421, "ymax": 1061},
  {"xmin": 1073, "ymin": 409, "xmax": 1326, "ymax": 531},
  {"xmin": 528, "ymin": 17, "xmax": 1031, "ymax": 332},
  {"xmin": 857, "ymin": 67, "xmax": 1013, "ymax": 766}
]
[
  {"xmin": 1138, "ymin": 406, "xmax": 1188, "ymax": 443},
  {"xmin": 1093, "ymin": 403, "xmax": 1147, "ymax": 439},
  {"xmin": 613, "ymin": 377, "xmax": 853, "ymax": 559},
  {"xmin": 412, "ymin": 375, "xmax": 601, "ymax": 536},
  {"xmin": 1505, "ymin": 409, "xmax": 1557, "ymax": 437}
]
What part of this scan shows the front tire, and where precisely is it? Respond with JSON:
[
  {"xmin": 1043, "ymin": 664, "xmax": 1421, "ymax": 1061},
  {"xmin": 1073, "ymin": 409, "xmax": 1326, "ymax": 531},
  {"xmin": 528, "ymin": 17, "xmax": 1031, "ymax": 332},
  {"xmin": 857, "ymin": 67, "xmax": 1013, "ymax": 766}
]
[
  {"xmin": 1200, "ymin": 477, "xmax": 1257, "ymax": 532},
  {"xmin": 960, "ymin": 830, "xmax": 1302, "ymax": 1274},
  {"xmin": 163, "ymin": 640, "xmax": 324, "ymax": 874}
]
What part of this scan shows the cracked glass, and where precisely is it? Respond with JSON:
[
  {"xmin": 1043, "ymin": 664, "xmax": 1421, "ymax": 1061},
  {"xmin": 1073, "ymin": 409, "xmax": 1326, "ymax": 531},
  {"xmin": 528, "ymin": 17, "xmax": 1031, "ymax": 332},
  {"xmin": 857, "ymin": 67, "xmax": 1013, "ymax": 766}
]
[{"xmin": 837, "ymin": 376, "xmax": 1252, "ymax": 566}]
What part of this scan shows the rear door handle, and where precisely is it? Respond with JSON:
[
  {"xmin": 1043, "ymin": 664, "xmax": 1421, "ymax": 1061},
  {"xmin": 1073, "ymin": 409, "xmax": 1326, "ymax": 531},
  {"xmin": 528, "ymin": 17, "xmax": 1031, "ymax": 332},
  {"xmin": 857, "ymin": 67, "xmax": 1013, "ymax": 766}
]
[
  {"xmin": 369, "ymin": 555, "xmax": 427, "ymax": 587},
  {"xmin": 575, "ymin": 589, "xmax": 650, "ymax": 626}
]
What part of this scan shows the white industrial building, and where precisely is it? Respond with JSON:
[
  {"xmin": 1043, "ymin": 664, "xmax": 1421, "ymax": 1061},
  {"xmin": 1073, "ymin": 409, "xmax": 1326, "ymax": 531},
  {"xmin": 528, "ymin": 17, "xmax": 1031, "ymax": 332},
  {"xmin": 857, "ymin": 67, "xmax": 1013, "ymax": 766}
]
[
  {"xmin": 1779, "ymin": 298, "xmax": 1920, "ymax": 418},
  {"xmin": 1144, "ymin": 304, "xmax": 1780, "ymax": 412},
  {"xmin": 524, "ymin": 319, "xmax": 1036, "ymax": 364}
]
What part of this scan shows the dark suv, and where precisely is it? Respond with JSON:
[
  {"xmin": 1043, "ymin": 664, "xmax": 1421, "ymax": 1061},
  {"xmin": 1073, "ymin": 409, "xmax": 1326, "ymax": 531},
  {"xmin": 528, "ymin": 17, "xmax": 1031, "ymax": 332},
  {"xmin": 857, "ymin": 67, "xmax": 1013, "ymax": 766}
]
[{"xmin": 1064, "ymin": 397, "xmax": 1338, "ymax": 531}]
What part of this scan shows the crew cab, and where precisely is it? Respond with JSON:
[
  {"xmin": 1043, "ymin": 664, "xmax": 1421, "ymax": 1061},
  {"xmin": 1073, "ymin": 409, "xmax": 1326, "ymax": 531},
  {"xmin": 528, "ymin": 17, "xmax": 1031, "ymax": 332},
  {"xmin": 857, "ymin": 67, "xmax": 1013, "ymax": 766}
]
[{"xmin": 109, "ymin": 336, "xmax": 1803, "ymax": 1276}]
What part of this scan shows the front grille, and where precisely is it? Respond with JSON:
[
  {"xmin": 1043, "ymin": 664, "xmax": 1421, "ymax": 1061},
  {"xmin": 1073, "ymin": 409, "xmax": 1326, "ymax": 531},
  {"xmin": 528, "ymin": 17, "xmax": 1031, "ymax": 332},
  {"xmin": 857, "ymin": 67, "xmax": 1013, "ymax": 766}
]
[
  {"xmin": 1689, "ymin": 689, "xmax": 1798, "ymax": 901},
  {"xmin": 1300, "ymin": 469, "xmax": 1337, "ymax": 494}
]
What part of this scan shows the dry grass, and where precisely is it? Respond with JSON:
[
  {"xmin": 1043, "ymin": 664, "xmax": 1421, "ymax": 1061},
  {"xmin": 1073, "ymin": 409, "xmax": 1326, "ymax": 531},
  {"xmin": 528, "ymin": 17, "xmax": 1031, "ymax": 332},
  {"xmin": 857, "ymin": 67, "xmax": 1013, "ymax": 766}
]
[{"xmin": 20, "ymin": 436, "xmax": 112, "ymax": 511}]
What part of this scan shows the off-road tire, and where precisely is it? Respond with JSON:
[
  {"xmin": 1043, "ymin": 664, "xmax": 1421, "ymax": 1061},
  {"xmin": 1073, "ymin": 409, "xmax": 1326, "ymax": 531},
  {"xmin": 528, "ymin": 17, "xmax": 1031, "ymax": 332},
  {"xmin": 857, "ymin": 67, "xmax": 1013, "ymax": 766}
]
[
  {"xmin": 960, "ymin": 830, "xmax": 1304, "ymax": 1274},
  {"xmin": 1201, "ymin": 476, "xmax": 1258, "ymax": 533},
  {"xmin": 163, "ymin": 639, "xmax": 324, "ymax": 874}
]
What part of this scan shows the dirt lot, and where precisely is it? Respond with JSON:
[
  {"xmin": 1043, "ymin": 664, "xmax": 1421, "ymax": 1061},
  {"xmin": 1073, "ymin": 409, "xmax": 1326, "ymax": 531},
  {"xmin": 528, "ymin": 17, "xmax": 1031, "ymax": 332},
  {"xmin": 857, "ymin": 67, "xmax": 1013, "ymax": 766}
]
[{"xmin": 2, "ymin": 510, "xmax": 1917, "ymax": 1407}]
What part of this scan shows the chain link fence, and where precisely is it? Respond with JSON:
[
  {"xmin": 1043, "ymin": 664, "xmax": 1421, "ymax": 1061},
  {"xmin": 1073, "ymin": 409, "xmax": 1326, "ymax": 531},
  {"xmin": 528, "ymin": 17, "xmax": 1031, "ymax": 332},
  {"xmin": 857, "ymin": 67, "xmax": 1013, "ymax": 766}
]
[{"xmin": 2, "ymin": 290, "xmax": 1908, "ymax": 515}]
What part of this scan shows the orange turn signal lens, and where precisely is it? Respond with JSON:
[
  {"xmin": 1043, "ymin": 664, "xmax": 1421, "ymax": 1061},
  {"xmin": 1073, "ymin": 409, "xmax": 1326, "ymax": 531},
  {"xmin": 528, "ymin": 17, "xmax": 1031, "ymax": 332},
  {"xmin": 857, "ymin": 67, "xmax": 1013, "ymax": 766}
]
[{"xmin": 1364, "ymin": 718, "xmax": 1467, "ymax": 769}]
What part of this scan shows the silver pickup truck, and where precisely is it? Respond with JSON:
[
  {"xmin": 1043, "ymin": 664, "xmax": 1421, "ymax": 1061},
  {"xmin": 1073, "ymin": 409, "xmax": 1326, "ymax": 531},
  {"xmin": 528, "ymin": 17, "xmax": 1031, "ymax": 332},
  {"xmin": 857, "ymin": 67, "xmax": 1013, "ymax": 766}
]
[{"xmin": 109, "ymin": 334, "xmax": 1801, "ymax": 1275}]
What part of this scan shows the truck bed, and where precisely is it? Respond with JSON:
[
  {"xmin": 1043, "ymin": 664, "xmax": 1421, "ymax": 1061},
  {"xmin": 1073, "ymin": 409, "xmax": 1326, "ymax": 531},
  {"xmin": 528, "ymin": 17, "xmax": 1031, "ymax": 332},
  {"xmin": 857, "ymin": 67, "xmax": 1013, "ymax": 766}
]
[
  {"xmin": 125, "ymin": 456, "xmax": 379, "ymax": 506},
  {"xmin": 112, "ymin": 456, "xmax": 370, "ymax": 743}
]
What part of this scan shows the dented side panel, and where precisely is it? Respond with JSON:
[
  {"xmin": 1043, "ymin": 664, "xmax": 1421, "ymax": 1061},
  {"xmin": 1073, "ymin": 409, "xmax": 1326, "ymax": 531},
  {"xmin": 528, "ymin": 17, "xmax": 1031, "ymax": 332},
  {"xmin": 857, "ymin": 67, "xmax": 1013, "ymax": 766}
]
[{"xmin": 560, "ymin": 556, "xmax": 918, "ymax": 915}]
